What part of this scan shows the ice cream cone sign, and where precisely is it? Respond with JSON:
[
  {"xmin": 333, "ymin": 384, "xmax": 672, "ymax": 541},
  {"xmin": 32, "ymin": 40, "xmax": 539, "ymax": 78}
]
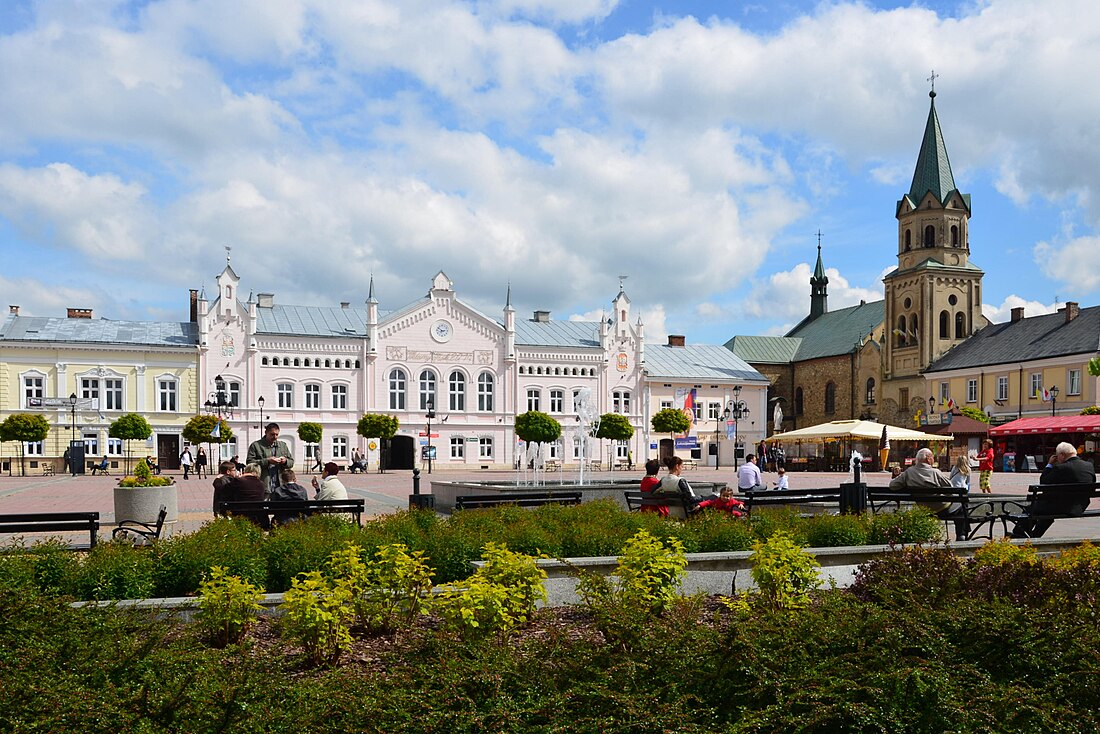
[{"xmin": 878, "ymin": 424, "xmax": 890, "ymax": 472}]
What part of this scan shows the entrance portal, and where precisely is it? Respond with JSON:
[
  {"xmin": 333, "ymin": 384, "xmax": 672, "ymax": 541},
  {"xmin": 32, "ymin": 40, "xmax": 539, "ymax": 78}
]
[
  {"xmin": 158, "ymin": 434, "xmax": 180, "ymax": 470},
  {"xmin": 388, "ymin": 435, "xmax": 415, "ymax": 470}
]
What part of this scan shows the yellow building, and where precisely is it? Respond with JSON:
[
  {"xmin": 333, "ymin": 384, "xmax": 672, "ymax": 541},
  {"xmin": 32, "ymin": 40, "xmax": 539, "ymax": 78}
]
[{"xmin": 0, "ymin": 305, "xmax": 199, "ymax": 474}]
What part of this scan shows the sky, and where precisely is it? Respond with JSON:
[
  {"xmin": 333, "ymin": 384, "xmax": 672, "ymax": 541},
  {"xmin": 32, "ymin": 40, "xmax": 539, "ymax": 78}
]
[{"xmin": 1, "ymin": 0, "xmax": 1098, "ymax": 346}]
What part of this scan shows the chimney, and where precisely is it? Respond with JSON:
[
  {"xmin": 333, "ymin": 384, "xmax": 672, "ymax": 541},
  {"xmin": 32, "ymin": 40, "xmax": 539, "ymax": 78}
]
[
  {"xmin": 533, "ymin": 310, "xmax": 550, "ymax": 323},
  {"xmin": 340, "ymin": 301, "xmax": 350, "ymax": 309},
  {"xmin": 1010, "ymin": 307, "xmax": 1024, "ymax": 322},
  {"xmin": 8, "ymin": 305, "xmax": 18, "ymax": 315},
  {"xmin": 1065, "ymin": 301, "xmax": 1080, "ymax": 323},
  {"xmin": 667, "ymin": 335, "xmax": 686, "ymax": 347},
  {"xmin": 67, "ymin": 308, "xmax": 93, "ymax": 319},
  {"xmin": 189, "ymin": 289, "xmax": 199, "ymax": 322},
  {"xmin": 256, "ymin": 293, "xmax": 274, "ymax": 308}
]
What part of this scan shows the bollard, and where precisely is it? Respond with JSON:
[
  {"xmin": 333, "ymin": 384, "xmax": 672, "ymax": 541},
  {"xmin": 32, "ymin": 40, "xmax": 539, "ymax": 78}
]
[{"xmin": 409, "ymin": 468, "xmax": 435, "ymax": 510}]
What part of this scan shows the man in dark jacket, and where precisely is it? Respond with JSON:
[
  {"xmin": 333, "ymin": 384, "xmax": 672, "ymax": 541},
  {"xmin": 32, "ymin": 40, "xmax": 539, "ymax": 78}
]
[{"xmin": 1012, "ymin": 442, "xmax": 1096, "ymax": 538}]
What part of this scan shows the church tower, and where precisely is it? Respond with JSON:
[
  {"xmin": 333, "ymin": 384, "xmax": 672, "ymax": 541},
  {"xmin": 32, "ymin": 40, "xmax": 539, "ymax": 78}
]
[
  {"xmin": 809, "ymin": 243, "xmax": 829, "ymax": 320},
  {"xmin": 882, "ymin": 87, "xmax": 984, "ymax": 412}
]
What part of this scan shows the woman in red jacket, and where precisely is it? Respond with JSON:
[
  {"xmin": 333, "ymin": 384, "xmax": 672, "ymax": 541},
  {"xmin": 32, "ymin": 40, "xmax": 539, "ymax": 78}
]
[{"xmin": 639, "ymin": 459, "xmax": 667, "ymax": 516}]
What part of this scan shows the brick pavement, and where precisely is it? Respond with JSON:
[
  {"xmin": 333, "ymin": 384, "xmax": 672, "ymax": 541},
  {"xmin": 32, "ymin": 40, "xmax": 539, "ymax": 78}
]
[{"xmin": 1, "ymin": 465, "xmax": 1097, "ymax": 542}]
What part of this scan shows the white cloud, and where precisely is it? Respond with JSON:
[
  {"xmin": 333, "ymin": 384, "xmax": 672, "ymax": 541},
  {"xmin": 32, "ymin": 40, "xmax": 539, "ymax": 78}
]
[
  {"xmin": 726, "ymin": 263, "xmax": 881, "ymax": 323},
  {"xmin": 478, "ymin": 0, "xmax": 620, "ymax": 25},
  {"xmin": 1034, "ymin": 235, "xmax": 1100, "ymax": 292},
  {"xmin": 0, "ymin": 274, "xmax": 107, "ymax": 318},
  {"xmin": 981, "ymin": 295, "xmax": 1057, "ymax": 324}
]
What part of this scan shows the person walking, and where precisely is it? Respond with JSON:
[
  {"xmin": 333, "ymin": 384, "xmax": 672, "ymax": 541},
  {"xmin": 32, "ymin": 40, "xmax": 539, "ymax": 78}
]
[
  {"xmin": 977, "ymin": 439, "xmax": 995, "ymax": 494},
  {"xmin": 195, "ymin": 446, "xmax": 208, "ymax": 479},
  {"xmin": 180, "ymin": 446, "xmax": 193, "ymax": 480}
]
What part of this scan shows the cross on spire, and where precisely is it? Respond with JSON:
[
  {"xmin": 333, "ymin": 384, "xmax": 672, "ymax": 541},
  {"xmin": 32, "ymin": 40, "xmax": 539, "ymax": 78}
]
[
  {"xmin": 927, "ymin": 69, "xmax": 939, "ymax": 96},
  {"xmin": 815, "ymin": 229, "xmax": 824, "ymax": 249}
]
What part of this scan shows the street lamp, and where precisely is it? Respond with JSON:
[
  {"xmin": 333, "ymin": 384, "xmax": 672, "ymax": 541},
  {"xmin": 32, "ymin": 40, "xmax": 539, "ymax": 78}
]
[
  {"xmin": 204, "ymin": 374, "xmax": 231, "ymax": 418},
  {"xmin": 69, "ymin": 392, "xmax": 78, "ymax": 476},
  {"xmin": 729, "ymin": 385, "xmax": 751, "ymax": 470},
  {"xmin": 1049, "ymin": 385, "xmax": 1059, "ymax": 417},
  {"xmin": 714, "ymin": 402, "xmax": 732, "ymax": 471},
  {"xmin": 425, "ymin": 398, "xmax": 436, "ymax": 474},
  {"xmin": 253, "ymin": 395, "xmax": 267, "ymax": 430}
]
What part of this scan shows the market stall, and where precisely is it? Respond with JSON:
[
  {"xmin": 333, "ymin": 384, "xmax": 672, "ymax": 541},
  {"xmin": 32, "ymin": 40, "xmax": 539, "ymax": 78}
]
[{"xmin": 766, "ymin": 419, "xmax": 953, "ymax": 471}]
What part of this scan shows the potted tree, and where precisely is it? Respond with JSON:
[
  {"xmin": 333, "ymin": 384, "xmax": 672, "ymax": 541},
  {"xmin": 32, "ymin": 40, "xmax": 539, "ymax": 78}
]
[
  {"xmin": 652, "ymin": 407, "xmax": 691, "ymax": 461},
  {"xmin": 515, "ymin": 411, "xmax": 562, "ymax": 470},
  {"xmin": 108, "ymin": 413, "xmax": 152, "ymax": 475},
  {"xmin": 0, "ymin": 413, "xmax": 50, "ymax": 477},
  {"xmin": 114, "ymin": 451, "xmax": 178, "ymax": 527},
  {"xmin": 298, "ymin": 422, "xmax": 323, "ymax": 473},
  {"xmin": 596, "ymin": 413, "xmax": 635, "ymax": 470},
  {"xmin": 357, "ymin": 414, "xmax": 399, "ymax": 473}
]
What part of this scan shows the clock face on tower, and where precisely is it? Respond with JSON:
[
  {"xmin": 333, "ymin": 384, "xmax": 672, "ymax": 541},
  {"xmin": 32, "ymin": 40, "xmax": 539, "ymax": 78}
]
[{"xmin": 431, "ymin": 319, "xmax": 453, "ymax": 343}]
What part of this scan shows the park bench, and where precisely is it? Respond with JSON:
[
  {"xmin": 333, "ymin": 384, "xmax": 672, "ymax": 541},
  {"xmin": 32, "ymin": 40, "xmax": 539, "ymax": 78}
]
[
  {"xmin": 216, "ymin": 498, "xmax": 366, "ymax": 527},
  {"xmin": 0, "ymin": 512, "xmax": 100, "ymax": 549},
  {"xmin": 1001, "ymin": 482, "xmax": 1100, "ymax": 538},
  {"xmin": 454, "ymin": 491, "xmax": 582, "ymax": 510},
  {"xmin": 615, "ymin": 458, "xmax": 634, "ymax": 471},
  {"xmin": 738, "ymin": 487, "xmax": 843, "ymax": 516},
  {"xmin": 112, "ymin": 506, "xmax": 168, "ymax": 545},
  {"xmin": 623, "ymin": 490, "xmax": 693, "ymax": 519},
  {"xmin": 866, "ymin": 488, "xmax": 1017, "ymax": 541}
]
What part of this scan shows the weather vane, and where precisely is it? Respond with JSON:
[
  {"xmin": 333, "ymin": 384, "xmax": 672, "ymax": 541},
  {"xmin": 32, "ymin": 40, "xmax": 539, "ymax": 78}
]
[
  {"xmin": 618, "ymin": 274, "xmax": 628, "ymax": 291},
  {"xmin": 225, "ymin": 245, "xmax": 232, "ymax": 265}
]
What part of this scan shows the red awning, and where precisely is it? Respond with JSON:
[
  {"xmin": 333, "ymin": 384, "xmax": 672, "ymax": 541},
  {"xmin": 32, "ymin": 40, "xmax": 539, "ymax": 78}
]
[{"xmin": 989, "ymin": 415, "xmax": 1100, "ymax": 436}]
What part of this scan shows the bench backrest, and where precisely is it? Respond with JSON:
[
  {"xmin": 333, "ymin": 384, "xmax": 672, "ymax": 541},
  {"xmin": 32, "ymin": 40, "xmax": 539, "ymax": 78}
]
[{"xmin": 0, "ymin": 512, "xmax": 100, "ymax": 549}]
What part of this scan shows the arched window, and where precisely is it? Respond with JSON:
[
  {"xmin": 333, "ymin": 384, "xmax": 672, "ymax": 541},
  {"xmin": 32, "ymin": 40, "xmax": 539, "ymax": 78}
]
[
  {"xmin": 261, "ymin": 357, "xmax": 269, "ymax": 366},
  {"xmin": 939, "ymin": 310, "xmax": 949, "ymax": 339},
  {"xmin": 950, "ymin": 224, "xmax": 959, "ymax": 246},
  {"xmin": 477, "ymin": 373, "xmax": 494, "ymax": 412},
  {"xmin": 282, "ymin": 358, "xmax": 290, "ymax": 366},
  {"xmin": 909, "ymin": 314, "xmax": 918, "ymax": 341},
  {"xmin": 904, "ymin": 230, "xmax": 911, "ymax": 251},
  {"xmin": 794, "ymin": 387, "xmax": 804, "ymax": 416},
  {"xmin": 824, "ymin": 382, "xmax": 836, "ymax": 414},
  {"xmin": 419, "ymin": 370, "xmax": 437, "ymax": 410},
  {"xmin": 955, "ymin": 312, "xmax": 966, "ymax": 338},
  {"xmin": 293, "ymin": 358, "xmax": 300, "ymax": 367},
  {"xmin": 388, "ymin": 368, "xmax": 406, "ymax": 410},
  {"xmin": 448, "ymin": 370, "xmax": 466, "ymax": 411},
  {"xmin": 897, "ymin": 316, "xmax": 908, "ymax": 346},
  {"xmin": 865, "ymin": 378, "xmax": 876, "ymax": 405},
  {"xmin": 924, "ymin": 224, "xmax": 936, "ymax": 247}
]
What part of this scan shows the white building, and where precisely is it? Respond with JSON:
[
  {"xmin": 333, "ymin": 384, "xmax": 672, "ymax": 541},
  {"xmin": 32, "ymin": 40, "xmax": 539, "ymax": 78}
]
[{"xmin": 197, "ymin": 260, "xmax": 768, "ymax": 471}]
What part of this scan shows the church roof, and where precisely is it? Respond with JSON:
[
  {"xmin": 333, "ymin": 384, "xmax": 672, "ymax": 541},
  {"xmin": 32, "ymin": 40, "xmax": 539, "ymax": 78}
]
[
  {"xmin": 909, "ymin": 91, "xmax": 957, "ymax": 204},
  {"xmin": 644, "ymin": 344, "xmax": 768, "ymax": 383},
  {"xmin": 925, "ymin": 305, "xmax": 1100, "ymax": 373},
  {"xmin": 812, "ymin": 244, "xmax": 827, "ymax": 281},
  {"xmin": 0, "ymin": 315, "xmax": 197, "ymax": 346},
  {"xmin": 785, "ymin": 300, "xmax": 885, "ymax": 361},
  {"xmin": 724, "ymin": 335, "xmax": 802, "ymax": 364}
]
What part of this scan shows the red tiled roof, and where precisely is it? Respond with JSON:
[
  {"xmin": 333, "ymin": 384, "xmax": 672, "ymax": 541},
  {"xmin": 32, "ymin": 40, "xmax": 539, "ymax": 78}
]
[{"xmin": 989, "ymin": 415, "xmax": 1100, "ymax": 436}]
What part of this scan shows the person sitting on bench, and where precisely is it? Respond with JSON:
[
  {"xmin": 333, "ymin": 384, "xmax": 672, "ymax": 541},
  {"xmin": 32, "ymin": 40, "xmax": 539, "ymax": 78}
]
[
  {"xmin": 737, "ymin": 454, "xmax": 767, "ymax": 492},
  {"xmin": 271, "ymin": 468, "xmax": 310, "ymax": 525},
  {"xmin": 639, "ymin": 459, "xmax": 667, "ymax": 517},
  {"xmin": 653, "ymin": 456, "xmax": 706, "ymax": 514},
  {"xmin": 1012, "ymin": 442, "xmax": 1096, "ymax": 538},
  {"xmin": 889, "ymin": 448, "xmax": 968, "ymax": 537},
  {"xmin": 90, "ymin": 457, "xmax": 110, "ymax": 475}
]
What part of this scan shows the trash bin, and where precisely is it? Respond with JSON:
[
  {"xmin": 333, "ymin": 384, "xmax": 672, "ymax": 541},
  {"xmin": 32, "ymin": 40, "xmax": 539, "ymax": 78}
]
[{"xmin": 839, "ymin": 482, "xmax": 867, "ymax": 515}]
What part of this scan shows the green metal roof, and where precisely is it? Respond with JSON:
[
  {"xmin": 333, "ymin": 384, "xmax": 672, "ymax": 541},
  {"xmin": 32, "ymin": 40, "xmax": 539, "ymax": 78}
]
[
  {"xmin": 812, "ymin": 244, "xmax": 826, "ymax": 281},
  {"xmin": 785, "ymin": 300, "xmax": 885, "ymax": 361},
  {"xmin": 909, "ymin": 92, "xmax": 957, "ymax": 204},
  {"xmin": 724, "ymin": 335, "xmax": 802, "ymax": 364}
]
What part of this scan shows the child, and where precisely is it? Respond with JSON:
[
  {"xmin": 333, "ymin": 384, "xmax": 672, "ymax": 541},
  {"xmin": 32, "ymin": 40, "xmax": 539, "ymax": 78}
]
[
  {"xmin": 775, "ymin": 467, "xmax": 788, "ymax": 490},
  {"xmin": 271, "ymin": 468, "xmax": 310, "ymax": 525},
  {"xmin": 697, "ymin": 487, "xmax": 746, "ymax": 517}
]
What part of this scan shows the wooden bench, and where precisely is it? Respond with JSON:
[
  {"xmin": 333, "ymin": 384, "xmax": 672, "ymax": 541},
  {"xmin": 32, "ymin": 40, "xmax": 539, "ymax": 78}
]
[
  {"xmin": 615, "ymin": 458, "xmax": 634, "ymax": 471},
  {"xmin": 682, "ymin": 459, "xmax": 698, "ymax": 470},
  {"xmin": 623, "ymin": 490, "xmax": 693, "ymax": 519},
  {"xmin": 41, "ymin": 464, "xmax": 55, "ymax": 476},
  {"xmin": 112, "ymin": 506, "xmax": 168, "ymax": 545},
  {"xmin": 739, "ymin": 487, "xmax": 843, "ymax": 516},
  {"xmin": 216, "ymin": 499, "xmax": 366, "ymax": 527},
  {"xmin": 0, "ymin": 512, "xmax": 100, "ymax": 549},
  {"xmin": 1002, "ymin": 482, "xmax": 1100, "ymax": 538},
  {"xmin": 866, "ymin": 488, "xmax": 1013, "ymax": 541},
  {"xmin": 455, "ymin": 491, "xmax": 583, "ymax": 510}
]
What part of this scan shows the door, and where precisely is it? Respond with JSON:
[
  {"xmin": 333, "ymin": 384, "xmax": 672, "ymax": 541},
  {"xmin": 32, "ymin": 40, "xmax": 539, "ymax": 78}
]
[
  {"xmin": 388, "ymin": 435, "xmax": 415, "ymax": 470},
  {"xmin": 659, "ymin": 438, "xmax": 674, "ymax": 462},
  {"xmin": 158, "ymin": 434, "xmax": 180, "ymax": 470}
]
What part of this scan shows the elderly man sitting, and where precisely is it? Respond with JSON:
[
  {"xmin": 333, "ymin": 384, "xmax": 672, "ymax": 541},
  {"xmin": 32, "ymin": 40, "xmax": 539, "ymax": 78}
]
[
  {"xmin": 889, "ymin": 447, "xmax": 968, "ymax": 537},
  {"xmin": 1012, "ymin": 442, "xmax": 1096, "ymax": 538}
]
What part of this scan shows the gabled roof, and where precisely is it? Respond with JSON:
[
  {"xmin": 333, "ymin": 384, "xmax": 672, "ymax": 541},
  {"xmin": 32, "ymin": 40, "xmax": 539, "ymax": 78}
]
[
  {"xmin": 255, "ymin": 305, "xmax": 371, "ymax": 337},
  {"xmin": 514, "ymin": 319, "xmax": 601, "ymax": 348},
  {"xmin": 784, "ymin": 300, "xmax": 885, "ymax": 361},
  {"xmin": 909, "ymin": 91, "xmax": 957, "ymax": 204},
  {"xmin": 925, "ymin": 305, "xmax": 1100, "ymax": 373},
  {"xmin": 0, "ymin": 315, "xmax": 197, "ymax": 347},
  {"xmin": 644, "ymin": 344, "xmax": 768, "ymax": 382},
  {"xmin": 724, "ymin": 335, "xmax": 802, "ymax": 364}
]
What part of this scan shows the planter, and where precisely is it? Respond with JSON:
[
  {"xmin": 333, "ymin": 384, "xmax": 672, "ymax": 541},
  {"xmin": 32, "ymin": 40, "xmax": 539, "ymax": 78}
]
[{"xmin": 113, "ymin": 482, "xmax": 178, "ymax": 526}]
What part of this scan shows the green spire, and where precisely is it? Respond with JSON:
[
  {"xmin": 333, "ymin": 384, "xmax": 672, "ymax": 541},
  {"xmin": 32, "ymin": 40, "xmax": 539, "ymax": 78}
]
[
  {"xmin": 812, "ymin": 243, "xmax": 826, "ymax": 281},
  {"xmin": 908, "ymin": 91, "xmax": 957, "ymax": 203}
]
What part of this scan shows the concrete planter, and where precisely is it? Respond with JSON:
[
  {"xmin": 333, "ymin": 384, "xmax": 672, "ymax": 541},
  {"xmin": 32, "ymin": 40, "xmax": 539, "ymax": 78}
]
[{"xmin": 113, "ymin": 482, "xmax": 178, "ymax": 526}]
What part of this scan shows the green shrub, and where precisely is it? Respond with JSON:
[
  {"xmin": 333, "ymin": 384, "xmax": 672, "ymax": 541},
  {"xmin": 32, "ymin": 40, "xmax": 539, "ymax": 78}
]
[
  {"xmin": 972, "ymin": 537, "xmax": 1038, "ymax": 567},
  {"xmin": 1048, "ymin": 539, "xmax": 1100, "ymax": 570},
  {"xmin": 747, "ymin": 506, "xmax": 806, "ymax": 542},
  {"xmin": 153, "ymin": 518, "xmax": 265, "ymax": 597},
  {"xmin": 280, "ymin": 570, "xmax": 354, "ymax": 665},
  {"xmin": 196, "ymin": 566, "xmax": 264, "ymax": 647},
  {"xmin": 749, "ymin": 531, "xmax": 822, "ymax": 609},
  {"xmin": 262, "ymin": 515, "xmax": 359, "ymax": 592},
  {"xmin": 28, "ymin": 540, "xmax": 82, "ymax": 596},
  {"xmin": 850, "ymin": 546, "xmax": 968, "ymax": 608},
  {"xmin": 73, "ymin": 541, "xmax": 155, "ymax": 600},
  {"xmin": 867, "ymin": 507, "xmax": 944, "ymax": 545},
  {"xmin": 802, "ymin": 513, "xmax": 870, "ymax": 548},
  {"xmin": 325, "ymin": 542, "xmax": 434, "ymax": 633},
  {"xmin": 681, "ymin": 510, "xmax": 755, "ymax": 552},
  {"xmin": 436, "ymin": 543, "xmax": 546, "ymax": 639}
]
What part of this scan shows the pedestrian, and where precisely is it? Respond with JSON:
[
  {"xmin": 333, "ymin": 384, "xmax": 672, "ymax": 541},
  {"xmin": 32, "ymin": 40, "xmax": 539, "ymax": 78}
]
[
  {"xmin": 246, "ymin": 423, "xmax": 294, "ymax": 496},
  {"xmin": 195, "ymin": 446, "xmax": 208, "ymax": 478},
  {"xmin": 180, "ymin": 446, "xmax": 194, "ymax": 480},
  {"xmin": 63, "ymin": 447, "xmax": 70, "ymax": 474},
  {"xmin": 977, "ymin": 439, "xmax": 995, "ymax": 494}
]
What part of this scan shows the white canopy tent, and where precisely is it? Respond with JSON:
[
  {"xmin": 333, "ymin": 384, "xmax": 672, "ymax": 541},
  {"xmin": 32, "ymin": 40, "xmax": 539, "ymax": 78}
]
[{"xmin": 765, "ymin": 419, "xmax": 952, "ymax": 444}]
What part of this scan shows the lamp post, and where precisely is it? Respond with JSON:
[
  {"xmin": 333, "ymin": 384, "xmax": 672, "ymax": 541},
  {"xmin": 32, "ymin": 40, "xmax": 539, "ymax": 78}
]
[
  {"xmin": 426, "ymin": 398, "xmax": 435, "ymax": 474},
  {"xmin": 69, "ymin": 392, "xmax": 78, "ymax": 476},
  {"xmin": 253, "ymin": 395, "xmax": 267, "ymax": 432},
  {"xmin": 204, "ymin": 374, "xmax": 231, "ymax": 419},
  {"xmin": 1049, "ymin": 385, "xmax": 1059, "ymax": 417},
  {"xmin": 729, "ymin": 385, "xmax": 750, "ymax": 470},
  {"xmin": 715, "ymin": 403, "xmax": 732, "ymax": 471}
]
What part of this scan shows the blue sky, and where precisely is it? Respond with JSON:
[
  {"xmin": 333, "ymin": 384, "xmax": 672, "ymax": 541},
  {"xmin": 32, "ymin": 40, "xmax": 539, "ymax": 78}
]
[{"xmin": 1, "ymin": 0, "xmax": 1098, "ymax": 345}]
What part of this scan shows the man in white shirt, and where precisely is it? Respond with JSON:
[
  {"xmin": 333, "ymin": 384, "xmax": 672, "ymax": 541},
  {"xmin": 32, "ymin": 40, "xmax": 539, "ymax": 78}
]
[{"xmin": 737, "ymin": 454, "xmax": 766, "ymax": 491}]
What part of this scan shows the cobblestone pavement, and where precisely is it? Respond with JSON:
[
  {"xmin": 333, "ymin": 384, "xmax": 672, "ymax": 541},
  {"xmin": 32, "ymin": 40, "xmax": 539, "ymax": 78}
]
[{"xmin": 1, "ymin": 464, "xmax": 1097, "ymax": 542}]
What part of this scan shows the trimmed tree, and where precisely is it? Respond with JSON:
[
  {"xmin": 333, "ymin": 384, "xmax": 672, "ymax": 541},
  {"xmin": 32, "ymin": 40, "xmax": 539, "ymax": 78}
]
[
  {"xmin": 0, "ymin": 413, "xmax": 50, "ymax": 477},
  {"xmin": 298, "ymin": 422, "xmax": 323, "ymax": 473},
  {"xmin": 182, "ymin": 415, "xmax": 234, "ymax": 470},
  {"xmin": 652, "ymin": 407, "xmax": 691, "ymax": 455},
  {"xmin": 595, "ymin": 413, "xmax": 634, "ymax": 469},
  {"xmin": 357, "ymin": 414, "xmax": 399, "ymax": 473},
  {"xmin": 515, "ymin": 411, "xmax": 562, "ymax": 469},
  {"xmin": 108, "ymin": 413, "xmax": 152, "ymax": 474}
]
